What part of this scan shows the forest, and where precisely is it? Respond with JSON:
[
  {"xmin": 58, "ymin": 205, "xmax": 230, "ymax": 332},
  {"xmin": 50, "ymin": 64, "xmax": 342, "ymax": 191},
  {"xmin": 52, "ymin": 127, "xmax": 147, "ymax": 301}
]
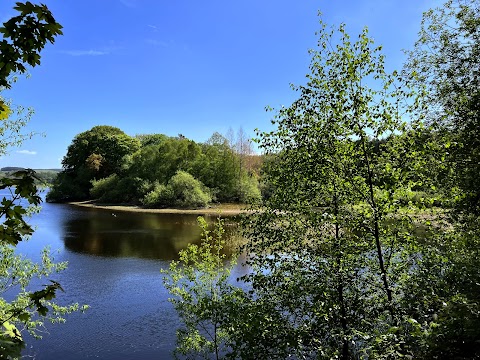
[{"xmin": 1, "ymin": 0, "xmax": 479, "ymax": 359}]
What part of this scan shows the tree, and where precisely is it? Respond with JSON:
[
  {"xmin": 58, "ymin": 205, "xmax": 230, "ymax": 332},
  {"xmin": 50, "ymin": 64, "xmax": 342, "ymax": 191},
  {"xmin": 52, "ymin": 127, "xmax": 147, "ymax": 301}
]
[
  {"xmin": 0, "ymin": 3, "xmax": 85, "ymax": 357},
  {"xmin": 200, "ymin": 133, "xmax": 239, "ymax": 202},
  {"xmin": 47, "ymin": 125, "xmax": 140, "ymax": 201},
  {"xmin": 405, "ymin": 2, "xmax": 480, "ymax": 356},
  {"xmin": 62, "ymin": 125, "xmax": 140, "ymax": 178},
  {"xmin": 239, "ymin": 20, "xmax": 436, "ymax": 359},
  {"xmin": 405, "ymin": 0, "xmax": 480, "ymax": 216},
  {"xmin": 163, "ymin": 216, "xmax": 243, "ymax": 359}
]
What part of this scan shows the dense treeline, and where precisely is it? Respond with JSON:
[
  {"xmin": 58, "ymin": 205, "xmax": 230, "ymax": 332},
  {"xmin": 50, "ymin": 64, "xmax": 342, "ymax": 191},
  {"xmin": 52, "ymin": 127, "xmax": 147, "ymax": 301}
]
[{"xmin": 46, "ymin": 126, "xmax": 262, "ymax": 207}]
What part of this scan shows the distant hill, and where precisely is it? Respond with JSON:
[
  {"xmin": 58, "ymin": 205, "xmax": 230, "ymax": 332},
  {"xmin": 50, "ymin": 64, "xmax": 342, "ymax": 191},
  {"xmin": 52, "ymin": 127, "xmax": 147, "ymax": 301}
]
[
  {"xmin": 1, "ymin": 167, "xmax": 61, "ymax": 172},
  {"xmin": 0, "ymin": 168, "xmax": 61, "ymax": 185},
  {"xmin": 1, "ymin": 167, "xmax": 25, "ymax": 172}
]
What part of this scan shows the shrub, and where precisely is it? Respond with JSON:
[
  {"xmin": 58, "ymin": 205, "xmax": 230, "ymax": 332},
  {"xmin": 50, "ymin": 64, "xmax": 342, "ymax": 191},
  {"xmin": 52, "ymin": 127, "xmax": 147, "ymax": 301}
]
[
  {"xmin": 142, "ymin": 172, "xmax": 211, "ymax": 208},
  {"xmin": 169, "ymin": 171, "xmax": 211, "ymax": 208},
  {"xmin": 90, "ymin": 174, "xmax": 118, "ymax": 199},
  {"xmin": 91, "ymin": 175, "xmax": 145, "ymax": 203},
  {"xmin": 142, "ymin": 182, "xmax": 174, "ymax": 207},
  {"xmin": 238, "ymin": 175, "xmax": 261, "ymax": 204}
]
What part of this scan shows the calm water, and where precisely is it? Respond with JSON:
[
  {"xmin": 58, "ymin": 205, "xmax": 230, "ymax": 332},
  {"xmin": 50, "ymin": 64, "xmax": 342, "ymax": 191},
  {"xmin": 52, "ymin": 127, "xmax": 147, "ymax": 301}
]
[{"xmin": 8, "ymin": 192, "xmax": 246, "ymax": 359}]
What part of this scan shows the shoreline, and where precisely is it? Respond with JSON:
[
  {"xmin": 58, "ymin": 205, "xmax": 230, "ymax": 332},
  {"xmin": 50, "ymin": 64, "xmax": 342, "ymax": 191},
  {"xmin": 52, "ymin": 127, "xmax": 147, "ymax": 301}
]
[{"xmin": 67, "ymin": 200, "xmax": 249, "ymax": 216}]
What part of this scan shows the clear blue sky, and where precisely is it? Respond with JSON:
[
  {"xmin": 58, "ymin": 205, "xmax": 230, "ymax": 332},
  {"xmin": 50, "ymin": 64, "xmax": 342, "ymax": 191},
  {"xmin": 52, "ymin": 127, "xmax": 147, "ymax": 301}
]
[{"xmin": 0, "ymin": 0, "xmax": 438, "ymax": 169}]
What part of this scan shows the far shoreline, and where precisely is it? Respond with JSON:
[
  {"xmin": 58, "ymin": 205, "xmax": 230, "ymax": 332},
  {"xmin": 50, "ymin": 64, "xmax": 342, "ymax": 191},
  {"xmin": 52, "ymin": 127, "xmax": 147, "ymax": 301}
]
[{"xmin": 67, "ymin": 200, "xmax": 250, "ymax": 216}]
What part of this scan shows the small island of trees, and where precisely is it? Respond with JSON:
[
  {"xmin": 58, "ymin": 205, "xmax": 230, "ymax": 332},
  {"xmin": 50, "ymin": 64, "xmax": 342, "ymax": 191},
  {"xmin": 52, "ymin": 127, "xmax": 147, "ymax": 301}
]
[{"xmin": 46, "ymin": 125, "xmax": 263, "ymax": 208}]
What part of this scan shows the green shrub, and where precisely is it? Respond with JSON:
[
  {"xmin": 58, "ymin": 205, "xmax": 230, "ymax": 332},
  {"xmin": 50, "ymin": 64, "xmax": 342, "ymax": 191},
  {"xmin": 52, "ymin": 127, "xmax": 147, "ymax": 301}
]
[
  {"xmin": 238, "ymin": 175, "xmax": 262, "ymax": 204},
  {"xmin": 142, "ymin": 182, "xmax": 175, "ymax": 207},
  {"xmin": 142, "ymin": 172, "xmax": 211, "ymax": 208},
  {"xmin": 169, "ymin": 171, "xmax": 211, "ymax": 208},
  {"xmin": 91, "ymin": 174, "xmax": 118, "ymax": 199},
  {"xmin": 91, "ymin": 175, "xmax": 144, "ymax": 203}
]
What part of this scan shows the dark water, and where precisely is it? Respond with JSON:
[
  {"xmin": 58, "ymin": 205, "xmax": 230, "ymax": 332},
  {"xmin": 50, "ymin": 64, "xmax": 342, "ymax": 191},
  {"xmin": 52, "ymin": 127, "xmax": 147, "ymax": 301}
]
[{"xmin": 8, "ymin": 193, "xmax": 246, "ymax": 359}]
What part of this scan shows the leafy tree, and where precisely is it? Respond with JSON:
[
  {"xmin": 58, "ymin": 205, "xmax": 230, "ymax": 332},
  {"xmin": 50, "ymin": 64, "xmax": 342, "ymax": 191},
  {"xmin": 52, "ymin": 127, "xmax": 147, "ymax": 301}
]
[
  {"xmin": 405, "ymin": 0, "xmax": 480, "ymax": 215},
  {"xmin": 199, "ymin": 133, "xmax": 239, "ymax": 202},
  {"xmin": 237, "ymin": 173, "xmax": 261, "ymax": 204},
  {"xmin": 47, "ymin": 125, "xmax": 140, "ymax": 201},
  {"xmin": 405, "ymin": 4, "xmax": 480, "ymax": 356},
  {"xmin": 128, "ymin": 136, "xmax": 199, "ymax": 186},
  {"xmin": 135, "ymin": 133, "xmax": 169, "ymax": 147},
  {"xmin": 62, "ymin": 125, "xmax": 140, "ymax": 178},
  {"xmin": 162, "ymin": 216, "xmax": 243, "ymax": 359},
  {"xmin": 0, "ymin": 172, "xmax": 83, "ymax": 357},
  {"xmin": 239, "ymin": 20, "xmax": 434, "ymax": 359},
  {"xmin": 169, "ymin": 171, "xmax": 211, "ymax": 208},
  {"xmin": 90, "ymin": 174, "xmax": 143, "ymax": 203}
]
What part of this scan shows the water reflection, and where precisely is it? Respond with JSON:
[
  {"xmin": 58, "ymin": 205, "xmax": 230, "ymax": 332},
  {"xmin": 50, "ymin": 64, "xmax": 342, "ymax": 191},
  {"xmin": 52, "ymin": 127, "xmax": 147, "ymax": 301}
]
[
  {"xmin": 14, "ymin": 199, "xmax": 246, "ymax": 359},
  {"xmin": 61, "ymin": 208, "xmax": 237, "ymax": 260}
]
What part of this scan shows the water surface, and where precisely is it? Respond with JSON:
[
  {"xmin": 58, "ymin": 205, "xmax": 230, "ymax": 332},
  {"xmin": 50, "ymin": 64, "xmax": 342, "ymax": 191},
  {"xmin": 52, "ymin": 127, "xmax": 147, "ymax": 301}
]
[{"xmin": 9, "ymin": 194, "xmax": 245, "ymax": 359}]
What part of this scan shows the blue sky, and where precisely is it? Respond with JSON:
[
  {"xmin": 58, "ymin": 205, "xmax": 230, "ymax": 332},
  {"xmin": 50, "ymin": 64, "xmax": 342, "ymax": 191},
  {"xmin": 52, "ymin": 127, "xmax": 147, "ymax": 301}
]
[{"xmin": 0, "ymin": 0, "xmax": 438, "ymax": 169}]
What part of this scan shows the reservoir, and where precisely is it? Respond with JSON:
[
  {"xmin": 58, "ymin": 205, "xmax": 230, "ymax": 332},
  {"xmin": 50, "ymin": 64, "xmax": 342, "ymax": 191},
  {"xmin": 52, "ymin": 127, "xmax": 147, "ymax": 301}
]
[{"xmin": 12, "ymin": 193, "xmax": 245, "ymax": 359}]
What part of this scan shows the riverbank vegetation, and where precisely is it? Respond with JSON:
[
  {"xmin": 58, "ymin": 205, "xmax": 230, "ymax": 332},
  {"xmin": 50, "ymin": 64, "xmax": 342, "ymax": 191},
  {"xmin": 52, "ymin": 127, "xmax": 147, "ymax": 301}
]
[
  {"xmin": 46, "ymin": 126, "xmax": 263, "ymax": 208},
  {"xmin": 164, "ymin": 1, "xmax": 480, "ymax": 359}
]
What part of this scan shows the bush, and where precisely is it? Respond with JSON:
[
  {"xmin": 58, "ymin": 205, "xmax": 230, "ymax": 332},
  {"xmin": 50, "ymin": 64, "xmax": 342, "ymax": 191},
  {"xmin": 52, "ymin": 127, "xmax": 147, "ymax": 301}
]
[
  {"xmin": 90, "ymin": 174, "xmax": 118, "ymax": 199},
  {"xmin": 91, "ymin": 175, "xmax": 145, "ymax": 203},
  {"xmin": 142, "ymin": 172, "xmax": 211, "ymax": 208},
  {"xmin": 169, "ymin": 171, "xmax": 211, "ymax": 208},
  {"xmin": 142, "ymin": 182, "xmax": 174, "ymax": 207},
  {"xmin": 238, "ymin": 175, "xmax": 262, "ymax": 204}
]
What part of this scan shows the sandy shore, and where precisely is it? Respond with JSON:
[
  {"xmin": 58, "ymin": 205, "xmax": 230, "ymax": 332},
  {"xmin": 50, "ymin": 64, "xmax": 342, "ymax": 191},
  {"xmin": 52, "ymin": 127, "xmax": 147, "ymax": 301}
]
[{"xmin": 68, "ymin": 200, "xmax": 249, "ymax": 215}]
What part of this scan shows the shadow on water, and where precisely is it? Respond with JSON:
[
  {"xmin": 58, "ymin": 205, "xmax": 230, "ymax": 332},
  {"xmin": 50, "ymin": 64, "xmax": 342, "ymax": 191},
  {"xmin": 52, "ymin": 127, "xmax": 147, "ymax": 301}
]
[{"xmin": 60, "ymin": 207, "xmax": 240, "ymax": 260}]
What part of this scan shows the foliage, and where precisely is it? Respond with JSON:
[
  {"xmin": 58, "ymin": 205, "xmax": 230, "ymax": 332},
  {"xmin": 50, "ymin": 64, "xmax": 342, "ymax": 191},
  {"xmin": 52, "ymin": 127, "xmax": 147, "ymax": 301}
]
[
  {"xmin": 169, "ymin": 171, "xmax": 212, "ymax": 208},
  {"xmin": 135, "ymin": 133, "xmax": 169, "ymax": 147},
  {"xmin": 403, "ymin": 3, "xmax": 480, "ymax": 356},
  {"xmin": 62, "ymin": 125, "xmax": 140, "ymax": 178},
  {"xmin": 237, "ymin": 19, "xmax": 441, "ymax": 359},
  {"xmin": 46, "ymin": 167, "xmax": 91, "ymax": 202},
  {"xmin": 0, "ymin": 1, "xmax": 62, "ymax": 92},
  {"xmin": 237, "ymin": 174, "xmax": 261, "ymax": 204},
  {"xmin": 405, "ymin": 0, "xmax": 480, "ymax": 216},
  {"xmin": 0, "ymin": 171, "xmax": 86, "ymax": 358},
  {"xmin": 50, "ymin": 129, "xmax": 261, "ymax": 207},
  {"xmin": 0, "ymin": 169, "xmax": 60, "ymax": 187},
  {"xmin": 200, "ymin": 133, "xmax": 239, "ymax": 202},
  {"xmin": 32, "ymin": 169, "xmax": 59, "ymax": 186},
  {"xmin": 400, "ymin": 219, "xmax": 480, "ymax": 359},
  {"xmin": 90, "ymin": 174, "xmax": 143, "ymax": 203},
  {"xmin": 47, "ymin": 125, "xmax": 140, "ymax": 201},
  {"xmin": 142, "ymin": 181, "xmax": 174, "ymax": 208},
  {"xmin": 143, "ymin": 171, "xmax": 211, "ymax": 209},
  {"xmin": 162, "ymin": 216, "xmax": 243, "ymax": 360},
  {"xmin": 90, "ymin": 174, "xmax": 119, "ymax": 201}
]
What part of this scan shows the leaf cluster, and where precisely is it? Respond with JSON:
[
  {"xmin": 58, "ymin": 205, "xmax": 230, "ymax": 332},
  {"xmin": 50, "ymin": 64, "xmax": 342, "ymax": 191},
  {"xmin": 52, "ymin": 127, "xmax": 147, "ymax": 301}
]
[{"xmin": 0, "ymin": 1, "xmax": 63, "ymax": 91}]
